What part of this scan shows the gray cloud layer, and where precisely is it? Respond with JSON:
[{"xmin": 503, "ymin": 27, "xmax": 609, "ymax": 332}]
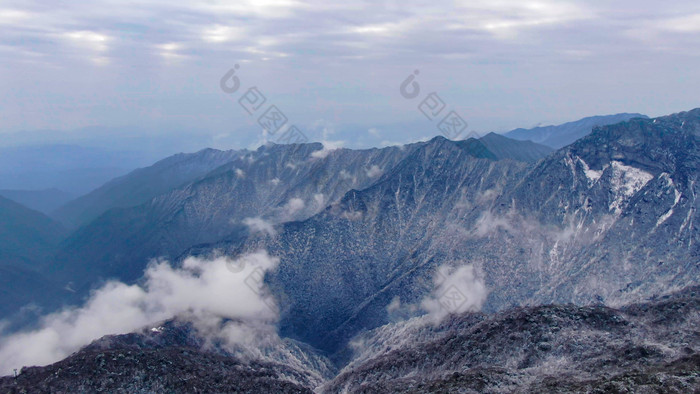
[{"xmin": 1, "ymin": 1, "xmax": 698, "ymax": 147}]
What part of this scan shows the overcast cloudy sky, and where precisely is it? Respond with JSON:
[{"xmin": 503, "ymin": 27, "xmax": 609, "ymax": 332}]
[{"xmin": 1, "ymin": 0, "xmax": 699, "ymax": 149}]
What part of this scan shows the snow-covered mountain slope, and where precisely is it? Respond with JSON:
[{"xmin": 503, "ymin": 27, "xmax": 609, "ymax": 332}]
[
  {"xmin": 193, "ymin": 109, "xmax": 699, "ymax": 354},
  {"xmin": 202, "ymin": 136, "xmax": 532, "ymax": 352},
  {"xmin": 48, "ymin": 142, "xmax": 421, "ymax": 291},
  {"xmin": 48, "ymin": 134, "xmax": 552, "ymax": 298},
  {"xmin": 494, "ymin": 108, "xmax": 699, "ymax": 308},
  {"xmin": 1, "ymin": 109, "xmax": 698, "ymax": 392}
]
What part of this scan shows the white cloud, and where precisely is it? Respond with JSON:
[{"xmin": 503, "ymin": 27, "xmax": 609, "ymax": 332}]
[
  {"xmin": 473, "ymin": 211, "xmax": 514, "ymax": 237},
  {"xmin": 283, "ymin": 197, "xmax": 305, "ymax": 216},
  {"xmin": 62, "ymin": 30, "xmax": 111, "ymax": 64},
  {"xmin": 463, "ymin": 1, "xmax": 594, "ymax": 38},
  {"xmin": 313, "ymin": 193, "xmax": 325, "ymax": 207},
  {"xmin": 386, "ymin": 296, "xmax": 401, "ymax": 313},
  {"xmin": 62, "ymin": 30, "xmax": 108, "ymax": 50},
  {"xmin": 421, "ymin": 264, "xmax": 487, "ymax": 324},
  {"xmin": 341, "ymin": 210, "xmax": 362, "ymax": 221},
  {"xmin": 311, "ymin": 140, "xmax": 344, "ymax": 159},
  {"xmin": 0, "ymin": 8, "xmax": 32, "ymax": 25},
  {"xmin": 0, "ymin": 0, "xmax": 699, "ymax": 142},
  {"xmin": 366, "ymin": 165, "xmax": 383, "ymax": 178},
  {"xmin": 0, "ymin": 252, "xmax": 280, "ymax": 375},
  {"xmin": 655, "ymin": 13, "xmax": 700, "ymax": 33},
  {"xmin": 155, "ymin": 42, "xmax": 187, "ymax": 62},
  {"xmin": 201, "ymin": 25, "xmax": 246, "ymax": 43},
  {"xmin": 243, "ymin": 217, "xmax": 276, "ymax": 236}
]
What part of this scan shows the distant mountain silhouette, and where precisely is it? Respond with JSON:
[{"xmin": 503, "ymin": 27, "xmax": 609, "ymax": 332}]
[
  {"xmin": 53, "ymin": 148, "xmax": 245, "ymax": 229},
  {"xmin": 0, "ymin": 189, "xmax": 74, "ymax": 215},
  {"xmin": 504, "ymin": 113, "xmax": 648, "ymax": 148}
]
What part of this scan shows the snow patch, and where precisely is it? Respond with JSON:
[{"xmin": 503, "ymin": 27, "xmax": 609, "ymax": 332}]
[
  {"xmin": 609, "ymin": 161, "xmax": 653, "ymax": 214},
  {"xmin": 656, "ymin": 209, "xmax": 674, "ymax": 227},
  {"xmin": 577, "ymin": 157, "xmax": 603, "ymax": 183},
  {"xmin": 656, "ymin": 187, "xmax": 681, "ymax": 227}
]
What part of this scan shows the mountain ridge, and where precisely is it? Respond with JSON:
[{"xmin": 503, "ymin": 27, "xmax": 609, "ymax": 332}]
[{"xmin": 504, "ymin": 113, "xmax": 649, "ymax": 148}]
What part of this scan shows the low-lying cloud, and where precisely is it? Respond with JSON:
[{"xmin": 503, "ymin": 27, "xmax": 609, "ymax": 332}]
[
  {"xmin": 243, "ymin": 217, "xmax": 277, "ymax": 236},
  {"xmin": 421, "ymin": 264, "xmax": 488, "ymax": 323},
  {"xmin": 311, "ymin": 140, "xmax": 344, "ymax": 159},
  {"xmin": 0, "ymin": 251, "xmax": 280, "ymax": 376}
]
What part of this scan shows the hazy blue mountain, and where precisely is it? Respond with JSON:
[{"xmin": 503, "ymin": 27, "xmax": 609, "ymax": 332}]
[
  {"xmin": 478, "ymin": 132, "xmax": 554, "ymax": 161},
  {"xmin": 0, "ymin": 265, "xmax": 67, "ymax": 326},
  {"xmin": 504, "ymin": 113, "xmax": 648, "ymax": 148},
  {"xmin": 0, "ymin": 195, "xmax": 67, "ymax": 269},
  {"xmin": 0, "ymin": 126, "xmax": 256, "ymax": 163},
  {"xmin": 52, "ymin": 148, "xmax": 245, "ymax": 229},
  {"xmin": 0, "ymin": 189, "xmax": 75, "ymax": 215},
  {"xmin": 0, "ymin": 144, "xmax": 143, "ymax": 195},
  {"xmin": 0, "ymin": 196, "xmax": 70, "ymax": 324}
]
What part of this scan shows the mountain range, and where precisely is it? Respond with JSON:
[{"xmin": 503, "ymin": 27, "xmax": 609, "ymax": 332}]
[{"xmin": 0, "ymin": 109, "xmax": 697, "ymax": 392}]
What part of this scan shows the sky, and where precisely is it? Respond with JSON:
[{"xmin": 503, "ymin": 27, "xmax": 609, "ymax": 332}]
[{"xmin": 0, "ymin": 0, "xmax": 699, "ymax": 150}]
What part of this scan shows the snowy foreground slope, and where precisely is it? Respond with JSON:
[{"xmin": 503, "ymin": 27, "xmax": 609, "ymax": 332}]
[
  {"xmin": 324, "ymin": 286, "xmax": 700, "ymax": 392},
  {"xmin": 2, "ymin": 286, "xmax": 699, "ymax": 393}
]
